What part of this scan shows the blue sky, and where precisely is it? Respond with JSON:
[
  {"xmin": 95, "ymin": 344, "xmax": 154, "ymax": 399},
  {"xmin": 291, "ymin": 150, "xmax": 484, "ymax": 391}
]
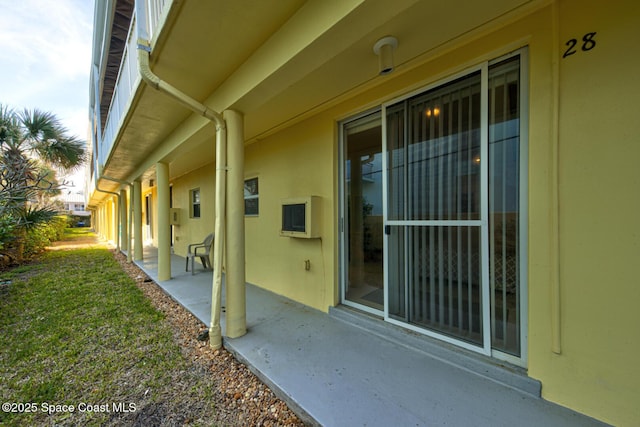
[{"xmin": 0, "ymin": 0, "xmax": 94, "ymax": 185}]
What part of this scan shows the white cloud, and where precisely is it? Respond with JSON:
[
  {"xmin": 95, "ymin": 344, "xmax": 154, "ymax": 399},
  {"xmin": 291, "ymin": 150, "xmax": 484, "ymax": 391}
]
[
  {"xmin": 0, "ymin": 0, "xmax": 95, "ymax": 185},
  {"xmin": 0, "ymin": 0, "xmax": 94, "ymax": 139}
]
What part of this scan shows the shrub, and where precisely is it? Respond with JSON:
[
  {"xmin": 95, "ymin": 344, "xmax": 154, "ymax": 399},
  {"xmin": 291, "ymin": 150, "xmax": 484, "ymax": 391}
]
[
  {"xmin": 0, "ymin": 215, "xmax": 16, "ymax": 251},
  {"xmin": 23, "ymin": 216, "xmax": 69, "ymax": 259}
]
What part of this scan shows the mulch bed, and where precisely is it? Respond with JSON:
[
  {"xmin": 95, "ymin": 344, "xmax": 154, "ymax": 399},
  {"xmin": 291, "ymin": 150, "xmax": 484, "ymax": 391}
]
[{"xmin": 111, "ymin": 250, "xmax": 306, "ymax": 426}]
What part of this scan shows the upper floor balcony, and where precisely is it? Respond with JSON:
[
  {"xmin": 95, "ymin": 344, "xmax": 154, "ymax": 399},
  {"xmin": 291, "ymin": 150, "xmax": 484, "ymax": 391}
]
[{"xmin": 88, "ymin": 0, "xmax": 167, "ymax": 195}]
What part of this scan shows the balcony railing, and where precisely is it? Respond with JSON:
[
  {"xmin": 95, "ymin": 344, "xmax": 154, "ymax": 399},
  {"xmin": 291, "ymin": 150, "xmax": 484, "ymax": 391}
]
[{"xmin": 98, "ymin": 0, "xmax": 168, "ymax": 168}]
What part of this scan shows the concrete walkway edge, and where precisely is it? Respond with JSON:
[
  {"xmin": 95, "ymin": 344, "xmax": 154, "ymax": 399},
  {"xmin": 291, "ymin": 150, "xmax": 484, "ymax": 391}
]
[{"xmin": 132, "ymin": 248, "xmax": 610, "ymax": 427}]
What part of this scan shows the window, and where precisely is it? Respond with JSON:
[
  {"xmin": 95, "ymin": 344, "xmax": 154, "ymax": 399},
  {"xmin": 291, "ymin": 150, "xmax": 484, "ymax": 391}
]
[
  {"xmin": 190, "ymin": 188, "xmax": 201, "ymax": 218},
  {"xmin": 244, "ymin": 178, "xmax": 259, "ymax": 216}
]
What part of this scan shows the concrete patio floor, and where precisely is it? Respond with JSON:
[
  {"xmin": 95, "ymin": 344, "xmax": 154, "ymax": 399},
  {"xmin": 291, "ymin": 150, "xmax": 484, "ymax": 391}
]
[{"xmin": 132, "ymin": 247, "xmax": 609, "ymax": 427}]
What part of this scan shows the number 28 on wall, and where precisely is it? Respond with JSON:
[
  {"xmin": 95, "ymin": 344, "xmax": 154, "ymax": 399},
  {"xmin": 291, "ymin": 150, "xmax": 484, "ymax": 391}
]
[{"xmin": 563, "ymin": 32, "xmax": 597, "ymax": 58}]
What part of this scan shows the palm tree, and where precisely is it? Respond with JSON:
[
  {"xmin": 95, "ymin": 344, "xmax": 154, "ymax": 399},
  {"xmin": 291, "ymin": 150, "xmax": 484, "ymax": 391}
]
[{"xmin": 0, "ymin": 104, "xmax": 85, "ymax": 263}]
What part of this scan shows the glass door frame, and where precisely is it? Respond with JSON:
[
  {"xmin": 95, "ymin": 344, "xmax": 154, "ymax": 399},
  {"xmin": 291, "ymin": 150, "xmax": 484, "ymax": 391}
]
[
  {"xmin": 339, "ymin": 49, "xmax": 528, "ymax": 366},
  {"xmin": 382, "ymin": 63, "xmax": 492, "ymax": 356},
  {"xmin": 339, "ymin": 109, "xmax": 385, "ymax": 317}
]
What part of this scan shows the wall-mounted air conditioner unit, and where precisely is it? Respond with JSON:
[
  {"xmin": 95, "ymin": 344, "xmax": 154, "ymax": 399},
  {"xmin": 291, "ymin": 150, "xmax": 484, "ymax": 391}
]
[{"xmin": 280, "ymin": 196, "xmax": 321, "ymax": 239}]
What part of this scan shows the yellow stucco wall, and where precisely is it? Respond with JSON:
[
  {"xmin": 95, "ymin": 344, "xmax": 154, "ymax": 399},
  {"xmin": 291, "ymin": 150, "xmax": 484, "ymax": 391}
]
[
  {"xmin": 242, "ymin": 3, "xmax": 639, "ymax": 424},
  {"xmin": 170, "ymin": 164, "xmax": 217, "ymax": 264},
  {"xmin": 244, "ymin": 115, "xmax": 336, "ymax": 311},
  {"xmin": 527, "ymin": 1, "xmax": 640, "ymax": 425}
]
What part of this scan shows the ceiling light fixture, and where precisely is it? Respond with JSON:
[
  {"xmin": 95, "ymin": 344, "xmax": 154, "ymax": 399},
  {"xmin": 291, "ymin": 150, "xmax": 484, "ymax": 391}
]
[{"xmin": 373, "ymin": 36, "xmax": 398, "ymax": 76}]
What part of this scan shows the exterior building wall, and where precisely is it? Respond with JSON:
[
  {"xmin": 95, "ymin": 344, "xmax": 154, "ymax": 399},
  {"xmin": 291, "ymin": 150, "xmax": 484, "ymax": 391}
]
[
  {"xmin": 241, "ymin": 4, "xmax": 639, "ymax": 424},
  {"xmin": 170, "ymin": 164, "xmax": 217, "ymax": 260},
  {"xmin": 244, "ymin": 115, "xmax": 337, "ymax": 311},
  {"xmin": 528, "ymin": 1, "xmax": 640, "ymax": 424},
  {"xmin": 87, "ymin": 1, "xmax": 640, "ymax": 424}
]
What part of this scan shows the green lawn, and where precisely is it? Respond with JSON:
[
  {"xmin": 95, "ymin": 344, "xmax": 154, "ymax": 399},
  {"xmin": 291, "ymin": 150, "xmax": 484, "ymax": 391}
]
[{"xmin": 0, "ymin": 230, "xmax": 216, "ymax": 426}]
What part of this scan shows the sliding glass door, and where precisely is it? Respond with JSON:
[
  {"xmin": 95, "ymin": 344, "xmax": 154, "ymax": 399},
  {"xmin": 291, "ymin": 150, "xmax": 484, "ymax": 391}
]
[
  {"xmin": 340, "ymin": 51, "xmax": 526, "ymax": 363},
  {"xmin": 341, "ymin": 111, "xmax": 384, "ymax": 313},
  {"xmin": 385, "ymin": 70, "xmax": 487, "ymax": 349},
  {"xmin": 487, "ymin": 56, "xmax": 524, "ymax": 357}
]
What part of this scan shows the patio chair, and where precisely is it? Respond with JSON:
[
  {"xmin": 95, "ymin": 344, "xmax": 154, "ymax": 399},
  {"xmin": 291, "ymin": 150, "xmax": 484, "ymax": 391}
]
[{"xmin": 185, "ymin": 233, "xmax": 214, "ymax": 275}]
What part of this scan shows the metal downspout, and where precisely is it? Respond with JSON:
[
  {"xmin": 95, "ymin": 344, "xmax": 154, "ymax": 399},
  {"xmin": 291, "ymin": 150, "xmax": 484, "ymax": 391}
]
[{"xmin": 135, "ymin": 21, "xmax": 228, "ymax": 349}]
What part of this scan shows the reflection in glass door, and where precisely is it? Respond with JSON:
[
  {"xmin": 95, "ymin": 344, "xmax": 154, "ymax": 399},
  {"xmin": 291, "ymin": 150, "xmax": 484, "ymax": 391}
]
[
  {"xmin": 384, "ymin": 54, "xmax": 525, "ymax": 360},
  {"xmin": 341, "ymin": 112, "xmax": 384, "ymax": 312},
  {"xmin": 385, "ymin": 71, "xmax": 486, "ymax": 348},
  {"xmin": 340, "ymin": 52, "xmax": 526, "ymax": 363}
]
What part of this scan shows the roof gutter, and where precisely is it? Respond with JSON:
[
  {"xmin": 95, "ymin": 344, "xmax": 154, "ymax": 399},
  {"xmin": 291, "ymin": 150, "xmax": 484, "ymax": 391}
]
[{"xmin": 135, "ymin": 5, "xmax": 226, "ymax": 349}]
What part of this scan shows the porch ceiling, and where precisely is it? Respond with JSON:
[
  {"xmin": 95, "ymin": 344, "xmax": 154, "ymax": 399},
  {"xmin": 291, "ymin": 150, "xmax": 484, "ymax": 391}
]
[{"xmin": 100, "ymin": 0, "xmax": 533, "ymax": 188}]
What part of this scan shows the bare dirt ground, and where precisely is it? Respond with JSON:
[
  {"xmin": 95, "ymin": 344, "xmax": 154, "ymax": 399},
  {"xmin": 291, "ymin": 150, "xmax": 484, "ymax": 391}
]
[{"xmin": 56, "ymin": 234, "xmax": 306, "ymax": 426}]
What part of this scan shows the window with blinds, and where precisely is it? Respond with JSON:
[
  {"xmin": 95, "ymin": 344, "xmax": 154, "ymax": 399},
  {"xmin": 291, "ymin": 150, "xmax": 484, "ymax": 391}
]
[{"xmin": 384, "ymin": 54, "xmax": 524, "ymax": 357}]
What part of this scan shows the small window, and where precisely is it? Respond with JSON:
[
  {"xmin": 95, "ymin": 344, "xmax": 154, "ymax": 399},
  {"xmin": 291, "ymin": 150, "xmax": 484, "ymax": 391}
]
[
  {"xmin": 190, "ymin": 188, "xmax": 201, "ymax": 218},
  {"xmin": 244, "ymin": 178, "xmax": 259, "ymax": 216}
]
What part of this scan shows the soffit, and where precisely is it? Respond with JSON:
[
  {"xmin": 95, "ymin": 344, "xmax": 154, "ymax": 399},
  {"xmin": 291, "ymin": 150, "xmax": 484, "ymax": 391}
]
[
  {"xmin": 100, "ymin": 0, "xmax": 306, "ymax": 183},
  {"xmin": 100, "ymin": 0, "xmax": 534, "ymax": 185},
  {"xmin": 238, "ymin": 0, "xmax": 534, "ymax": 140}
]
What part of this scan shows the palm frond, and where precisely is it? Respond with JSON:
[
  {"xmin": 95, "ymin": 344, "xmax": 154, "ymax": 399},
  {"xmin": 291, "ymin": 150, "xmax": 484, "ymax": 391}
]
[
  {"xmin": 0, "ymin": 105, "xmax": 21, "ymax": 146},
  {"xmin": 19, "ymin": 108, "xmax": 62, "ymax": 144},
  {"xmin": 18, "ymin": 206, "xmax": 59, "ymax": 231},
  {"xmin": 3, "ymin": 107, "xmax": 86, "ymax": 172},
  {"xmin": 39, "ymin": 136, "xmax": 86, "ymax": 171}
]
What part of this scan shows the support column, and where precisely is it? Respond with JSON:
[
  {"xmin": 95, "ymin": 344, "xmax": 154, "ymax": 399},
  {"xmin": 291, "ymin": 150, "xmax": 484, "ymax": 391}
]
[
  {"xmin": 133, "ymin": 180, "xmax": 143, "ymax": 261},
  {"xmin": 102, "ymin": 204, "xmax": 107, "ymax": 240},
  {"xmin": 119, "ymin": 188, "xmax": 128, "ymax": 256},
  {"xmin": 112, "ymin": 198, "xmax": 119, "ymax": 249},
  {"xmin": 104, "ymin": 202, "xmax": 109, "ymax": 243},
  {"xmin": 157, "ymin": 162, "xmax": 171, "ymax": 281},
  {"xmin": 100, "ymin": 205, "xmax": 104, "ymax": 239},
  {"xmin": 97, "ymin": 206, "xmax": 101, "ymax": 237},
  {"xmin": 224, "ymin": 109, "xmax": 246, "ymax": 338}
]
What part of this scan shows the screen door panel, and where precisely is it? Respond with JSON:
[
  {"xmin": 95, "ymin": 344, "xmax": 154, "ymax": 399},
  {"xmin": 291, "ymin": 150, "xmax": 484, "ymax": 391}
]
[{"xmin": 386, "ymin": 71, "xmax": 485, "ymax": 346}]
